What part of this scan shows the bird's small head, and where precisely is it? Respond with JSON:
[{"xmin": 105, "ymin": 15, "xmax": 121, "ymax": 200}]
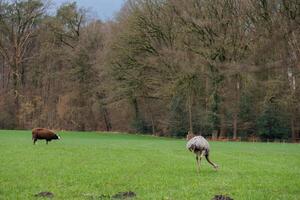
[{"xmin": 186, "ymin": 131, "xmax": 195, "ymax": 141}]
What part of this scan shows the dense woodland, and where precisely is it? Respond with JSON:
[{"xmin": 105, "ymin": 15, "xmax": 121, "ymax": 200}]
[{"xmin": 0, "ymin": 0, "xmax": 299, "ymax": 141}]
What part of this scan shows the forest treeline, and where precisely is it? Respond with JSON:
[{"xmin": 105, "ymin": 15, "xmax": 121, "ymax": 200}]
[{"xmin": 0, "ymin": 0, "xmax": 299, "ymax": 141}]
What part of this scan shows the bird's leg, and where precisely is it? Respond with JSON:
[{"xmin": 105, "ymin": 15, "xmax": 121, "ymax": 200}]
[
  {"xmin": 205, "ymin": 155, "xmax": 218, "ymax": 170},
  {"xmin": 200, "ymin": 150, "xmax": 205, "ymax": 160},
  {"xmin": 195, "ymin": 155, "xmax": 200, "ymax": 173},
  {"xmin": 197, "ymin": 150, "xmax": 205, "ymax": 171}
]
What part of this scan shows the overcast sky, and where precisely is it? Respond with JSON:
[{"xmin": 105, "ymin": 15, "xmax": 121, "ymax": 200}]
[{"xmin": 51, "ymin": 0, "xmax": 125, "ymax": 21}]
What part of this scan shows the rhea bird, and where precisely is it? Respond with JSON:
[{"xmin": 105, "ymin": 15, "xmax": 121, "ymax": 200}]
[{"xmin": 186, "ymin": 131, "xmax": 218, "ymax": 172}]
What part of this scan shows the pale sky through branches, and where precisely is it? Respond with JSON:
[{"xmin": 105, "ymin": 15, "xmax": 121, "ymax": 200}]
[{"xmin": 51, "ymin": 0, "xmax": 125, "ymax": 21}]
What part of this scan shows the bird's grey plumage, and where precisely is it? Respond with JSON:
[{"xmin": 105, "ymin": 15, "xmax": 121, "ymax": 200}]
[
  {"xmin": 186, "ymin": 133, "xmax": 218, "ymax": 173},
  {"xmin": 186, "ymin": 136, "xmax": 210, "ymax": 155}
]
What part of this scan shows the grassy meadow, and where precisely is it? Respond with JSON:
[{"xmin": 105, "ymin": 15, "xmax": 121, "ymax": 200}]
[{"xmin": 0, "ymin": 130, "xmax": 300, "ymax": 200}]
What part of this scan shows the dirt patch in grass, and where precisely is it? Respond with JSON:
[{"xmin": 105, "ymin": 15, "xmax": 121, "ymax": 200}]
[
  {"xmin": 112, "ymin": 191, "xmax": 136, "ymax": 199},
  {"xmin": 212, "ymin": 194, "xmax": 233, "ymax": 200},
  {"xmin": 83, "ymin": 193, "xmax": 111, "ymax": 199},
  {"xmin": 34, "ymin": 191, "xmax": 54, "ymax": 198},
  {"xmin": 83, "ymin": 191, "xmax": 136, "ymax": 199}
]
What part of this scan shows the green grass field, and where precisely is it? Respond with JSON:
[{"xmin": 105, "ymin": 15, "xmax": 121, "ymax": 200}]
[{"xmin": 0, "ymin": 130, "xmax": 299, "ymax": 200}]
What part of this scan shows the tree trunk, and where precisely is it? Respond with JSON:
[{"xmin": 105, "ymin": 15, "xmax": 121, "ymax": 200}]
[
  {"xmin": 212, "ymin": 130, "xmax": 218, "ymax": 140},
  {"xmin": 132, "ymin": 98, "xmax": 139, "ymax": 119},
  {"xmin": 188, "ymin": 95, "xmax": 193, "ymax": 134},
  {"xmin": 233, "ymin": 114, "xmax": 238, "ymax": 140},
  {"xmin": 103, "ymin": 108, "xmax": 112, "ymax": 131},
  {"xmin": 148, "ymin": 104, "xmax": 156, "ymax": 135},
  {"xmin": 219, "ymin": 110, "xmax": 226, "ymax": 139},
  {"xmin": 209, "ymin": 64, "xmax": 222, "ymax": 139},
  {"xmin": 233, "ymin": 76, "xmax": 240, "ymax": 140},
  {"xmin": 291, "ymin": 118, "xmax": 296, "ymax": 142},
  {"xmin": 143, "ymin": 97, "xmax": 156, "ymax": 135},
  {"xmin": 150, "ymin": 113, "xmax": 155, "ymax": 135},
  {"xmin": 12, "ymin": 67, "xmax": 20, "ymax": 127},
  {"xmin": 1, "ymin": 56, "xmax": 4, "ymax": 89}
]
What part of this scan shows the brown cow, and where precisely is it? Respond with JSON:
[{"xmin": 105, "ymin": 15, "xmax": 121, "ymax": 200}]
[{"xmin": 32, "ymin": 128, "xmax": 61, "ymax": 145}]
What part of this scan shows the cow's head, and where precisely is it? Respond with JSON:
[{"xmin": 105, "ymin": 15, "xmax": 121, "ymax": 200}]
[{"xmin": 54, "ymin": 133, "xmax": 61, "ymax": 140}]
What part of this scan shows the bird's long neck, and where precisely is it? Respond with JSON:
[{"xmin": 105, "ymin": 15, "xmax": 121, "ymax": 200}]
[{"xmin": 186, "ymin": 133, "xmax": 196, "ymax": 141}]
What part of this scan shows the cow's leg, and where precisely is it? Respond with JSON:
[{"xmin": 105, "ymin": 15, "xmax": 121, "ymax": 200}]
[
  {"xmin": 33, "ymin": 138, "xmax": 37, "ymax": 145},
  {"xmin": 46, "ymin": 140, "xmax": 49, "ymax": 144}
]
